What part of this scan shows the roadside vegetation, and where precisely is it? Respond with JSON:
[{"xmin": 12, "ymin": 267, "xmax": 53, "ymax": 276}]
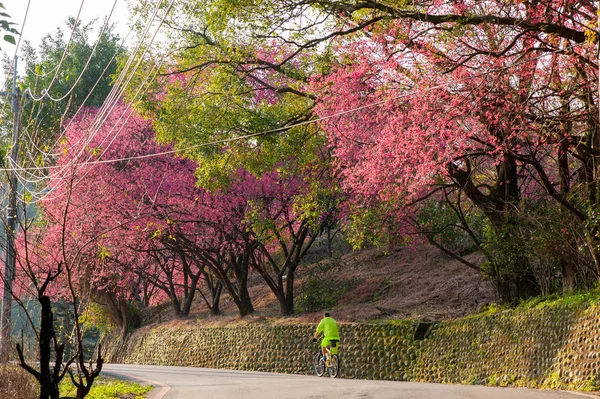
[
  {"xmin": 59, "ymin": 377, "xmax": 152, "ymax": 399},
  {"xmin": 476, "ymin": 289, "xmax": 600, "ymax": 318},
  {"xmin": 0, "ymin": 366, "xmax": 38, "ymax": 399},
  {"xmin": 0, "ymin": 367, "xmax": 151, "ymax": 399}
]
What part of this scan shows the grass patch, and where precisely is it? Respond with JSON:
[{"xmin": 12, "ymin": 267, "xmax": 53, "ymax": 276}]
[
  {"xmin": 464, "ymin": 289, "xmax": 600, "ymax": 322},
  {"xmin": 296, "ymin": 258, "xmax": 360, "ymax": 313},
  {"xmin": 59, "ymin": 376, "xmax": 152, "ymax": 399},
  {"xmin": 0, "ymin": 366, "xmax": 38, "ymax": 399},
  {"xmin": 0, "ymin": 366, "xmax": 152, "ymax": 399},
  {"xmin": 515, "ymin": 289, "xmax": 600, "ymax": 310}
]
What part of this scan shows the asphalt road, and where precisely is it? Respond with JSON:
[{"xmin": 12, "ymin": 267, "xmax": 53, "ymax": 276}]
[{"xmin": 102, "ymin": 364, "xmax": 597, "ymax": 399}]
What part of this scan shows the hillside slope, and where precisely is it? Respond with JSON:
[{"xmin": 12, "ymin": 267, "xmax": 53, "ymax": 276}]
[
  {"xmin": 299, "ymin": 245, "xmax": 496, "ymax": 322},
  {"xmin": 143, "ymin": 244, "xmax": 496, "ymax": 328}
]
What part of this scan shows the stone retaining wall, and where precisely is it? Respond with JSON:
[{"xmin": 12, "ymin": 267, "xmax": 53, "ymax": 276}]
[{"xmin": 106, "ymin": 301, "xmax": 600, "ymax": 391}]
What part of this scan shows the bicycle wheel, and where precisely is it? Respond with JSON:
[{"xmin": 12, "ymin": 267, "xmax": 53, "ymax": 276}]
[
  {"xmin": 313, "ymin": 352, "xmax": 325, "ymax": 377},
  {"xmin": 328, "ymin": 354, "xmax": 340, "ymax": 378}
]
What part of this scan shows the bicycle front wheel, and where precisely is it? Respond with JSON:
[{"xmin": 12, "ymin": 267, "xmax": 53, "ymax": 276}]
[
  {"xmin": 313, "ymin": 352, "xmax": 325, "ymax": 377},
  {"xmin": 328, "ymin": 354, "xmax": 340, "ymax": 378}
]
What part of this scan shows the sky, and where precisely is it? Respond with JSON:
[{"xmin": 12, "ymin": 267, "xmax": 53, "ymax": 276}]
[{"xmin": 1, "ymin": 0, "xmax": 132, "ymax": 73}]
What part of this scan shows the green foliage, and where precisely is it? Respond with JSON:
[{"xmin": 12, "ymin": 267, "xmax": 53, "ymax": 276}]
[
  {"xmin": 0, "ymin": 2, "xmax": 18, "ymax": 48},
  {"xmin": 59, "ymin": 376, "xmax": 152, "ymax": 399},
  {"xmin": 296, "ymin": 260, "xmax": 355, "ymax": 313},
  {"xmin": 481, "ymin": 202, "xmax": 573, "ymax": 295},
  {"xmin": 126, "ymin": 302, "xmax": 143, "ymax": 332},
  {"xmin": 150, "ymin": 70, "xmax": 316, "ymax": 188},
  {"xmin": 296, "ymin": 276, "xmax": 345, "ymax": 313},
  {"xmin": 4, "ymin": 18, "xmax": 122, "ymax": 156},
  {"xmin": 515, "ymin": 289, "xmax": 600, "ymax": 311},
  {"xmin": 80, "ymin": 300, "xmax": 141, "ymax": 340},
  {"xmin": 292, "ymin": 174, "xmax": 343, "ymax": 232},
  {"xmin": 128, "ymin": 0, "xmax": 335, "ymax": 191},
  {"xmin": 80, "ymin": 303, "xmax": 116, "ymax": 336},
  {"xmin": 583, "ymin": 202, "xmax": 600, "ymax": 251},
  {"xmin": 343, "ymin": 203, "xmax": 395, "ymax": 249},
  {"xmin": 471, "ymin": 289, "xmax": 600, "ymax": 321},
  {"xmin": 416, "ymin": 200, "xmax": 484, "ymax": 255},
  {"xmin": 461, "ymin": 302, "xmax": 508, "ymax": 321},
  {"xmin": 481, "ymin": 218, "xmax": 530, "ymax": 280}
]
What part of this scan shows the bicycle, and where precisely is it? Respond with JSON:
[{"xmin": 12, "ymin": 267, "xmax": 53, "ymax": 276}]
[{"xmin": 312, "ymin": 340, "xmax": 340, "ymax": 378}]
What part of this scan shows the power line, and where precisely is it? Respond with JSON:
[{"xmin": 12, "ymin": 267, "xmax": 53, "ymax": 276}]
[
  {"xmin": 13, "ymin": 0, "xmax": 163, "ymax": 184},
  {"xmin": 23, "ymin": 0, "xmax": 87, "ymax": 102},
  {"xmin": 15, "ymin": 0, "xmax": 179, "ymax": 204},
  {"xmin": 7, "ymin": 41, "xmax": 588, "ymax": 176},
  {"xmin": 11, "ymin": 0, "xmax": 31, "ymax": 58},
  {"xmin": 30, "ymin": 0, "xmax": 177, "ymax": 200},
  {"xmin": 10, "ymin": 0, "xmax": 104, "ymax": 184},
  {"xmin": 38, "ymin": 0, "xmax": 119, "ymax": 102},
  {"xmin": 45, "ymin": 0, "xmax": 167, "ymax": 165},
  {"xmin": 23, "ymin": 3, "xmax": 147, "ymax": 163}
]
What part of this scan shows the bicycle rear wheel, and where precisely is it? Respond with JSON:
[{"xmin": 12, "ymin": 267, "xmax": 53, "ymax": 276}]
[
  {"xmin": 313, "ymin": 352, "xmax": 325, "ymax": 377},
  {"xmin": 328, "ymin": 354, "xmax": 340, "ymax": 378}
]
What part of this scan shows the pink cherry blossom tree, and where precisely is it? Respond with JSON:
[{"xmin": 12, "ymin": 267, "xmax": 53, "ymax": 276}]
[{"xmin": 310, "ymin": 1, "xmax": 598, "ymax": 298}]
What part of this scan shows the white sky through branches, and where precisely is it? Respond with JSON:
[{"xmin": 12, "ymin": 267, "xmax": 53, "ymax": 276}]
[{"xmin": 1, "ymin": 0, "xmax": 132, "ymax": 76}]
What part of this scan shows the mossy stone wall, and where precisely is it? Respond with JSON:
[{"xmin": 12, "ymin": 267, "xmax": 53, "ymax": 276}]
[
  {"xmin": 106, "ymin": 301, "xmax": 600, "ymax": 391},
  {"xmin": 107, "ymin": 322, "xmax": 416, "ymax": 380}
]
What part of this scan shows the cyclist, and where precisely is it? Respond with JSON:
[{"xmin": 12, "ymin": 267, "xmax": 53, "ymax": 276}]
[{"xmin": 313, "ymin": 312, "xmax": 340, "ymax": 363}]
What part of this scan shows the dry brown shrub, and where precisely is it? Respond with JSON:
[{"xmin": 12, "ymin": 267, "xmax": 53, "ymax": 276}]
[{"xmin": 0, "ymin": 365, "xmax": 38, "ymax": 399}]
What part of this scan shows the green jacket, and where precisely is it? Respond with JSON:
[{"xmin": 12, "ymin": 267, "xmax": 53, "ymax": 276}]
[{"xmin": 316, "ymin": 317, "xmax": 340, "ymax": 338}]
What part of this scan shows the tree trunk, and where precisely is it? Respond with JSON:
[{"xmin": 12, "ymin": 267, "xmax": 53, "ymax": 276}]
[
  {"xmin": 208, "ymin": 277, "xmax": 222, "ymax": 316},
  {"xmin": 275, "ymin": 272, "xmax": 295, "ymax": 316},
  {"xmin": 98, "ymin": 293, "xmax": 132, "ymax": 340},
  {"xmin": 210, "ymin": 289, "xmax": 221, "ymax": 316},
  {"xmin": 38, "ymin": 296, "xmax": 60, "ymax": 399},
  {"xmin": 235, "ymin": 266, "xmax": 254, "ymax": 316},
  {"xmin": 327, "ymin": 225, "xmax": 332, "ymax": 258},
  {"xmin": 181, "ymin": 273, "xmax": 202, "ymax": 316},
  {"xmin": 278, "ymin": 298, "xmax": 294, "ymax": 316},
  {"xmin": 170, "ymin": 294, "xmax": 182, "ymax": 317},
  {"xmin": 77, "ymin": 385, "xmax": 91, "ymax": 399},
  {"xmin": 284, "ymin": 267, "xmax": 295, "ymax": 315},
  {"xmin": 235, "ymin": 293, "xmax": 254, "ymax": 317},
  {"xmin": 561, "ymin": 258, "xmax": 576, "ymax": 293},
  {"xmin": 494, "ymin": 273, "xmax": 540, "ymax": 303}
]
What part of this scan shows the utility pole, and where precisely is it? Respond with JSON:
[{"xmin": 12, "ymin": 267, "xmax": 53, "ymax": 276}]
[{"xmin": 0, "ymin": 56, "xmax": 21, "ymax": 363}]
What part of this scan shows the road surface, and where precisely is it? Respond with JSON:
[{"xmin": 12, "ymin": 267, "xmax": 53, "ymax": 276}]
[{"xmin": 102, "ymin": 364, "xmax": 596, "ymax": 399}]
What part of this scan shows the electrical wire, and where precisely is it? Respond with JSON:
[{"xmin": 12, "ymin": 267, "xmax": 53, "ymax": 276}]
[
  {"xmin": 23, "ymin": 2, "xmax": 149, "ymax": 163},
  {"xmin": 16, "ymin": 0, "xmax": 179, "ymax": 203},
  {"xmin": 30, "ymin": 63, "xmax": 165, "ymax": 202},
  {"xmin": 12, "ymin": 0, "xmax": 31, "ymax": 58},
  {"xmin": 30, "ymin": 8, "xmax": 151, "ymax": 164},
  {"xmin": 8, "ymin": 40, "xmax": 588, "ymax": 175},
  {"xmin": 25, "ymin": 64, "xmax": 59, "ymax": 79},
  {"xmin": 45, "ymin": 0, "xmax": 166, "ymax": 166},
  {"xmin": 14, "ymin": 0, "xmax": 163, "ymax": 183},
  {"xmin": 33, "ymin": 0, "xmax": 176, "ymax": 197},
  {"xmin": 40, "ymin": 0, "xmax": 119, "ymax": 102},
  {"xmin": 23, "ymin": 0, "xmax": 87, "ymax": 101},
  {"xmin": 0, "ymin": 0, "xmax": 164, "ymax": 213}
]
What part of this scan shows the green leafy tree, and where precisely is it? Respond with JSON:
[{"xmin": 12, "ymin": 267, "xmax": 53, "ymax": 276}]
[
  {"xmin": 128, "ymin": 0, "xmax": 335, "ymax": 186},
  {"xmin": 2, "ymin": 18, "xmax": 122, "ymax": 163}
]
